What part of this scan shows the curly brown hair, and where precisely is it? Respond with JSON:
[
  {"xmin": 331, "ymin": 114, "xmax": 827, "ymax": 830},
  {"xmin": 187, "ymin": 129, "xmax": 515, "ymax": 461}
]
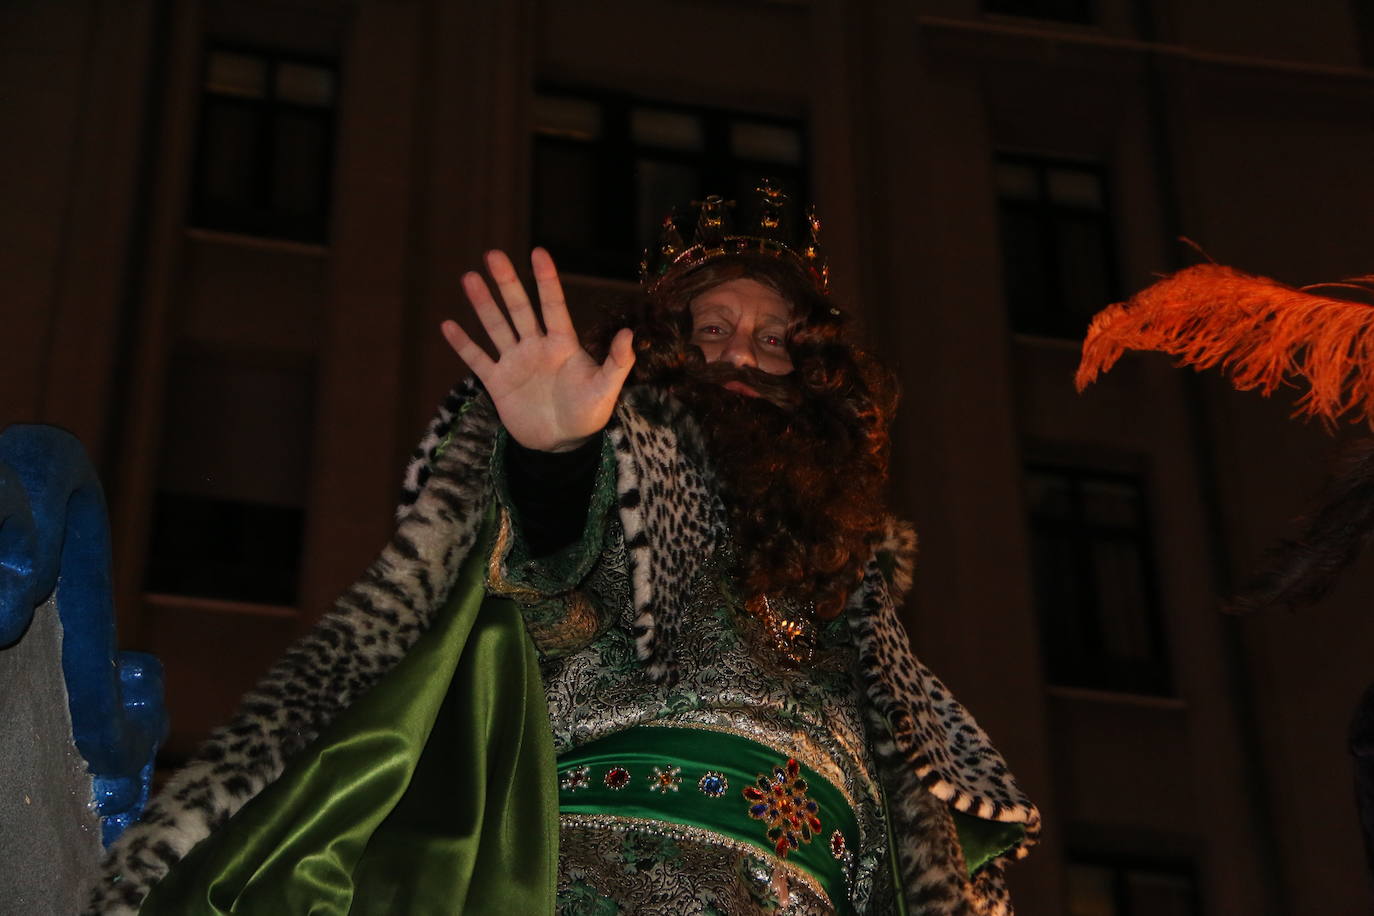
[{"xmin": 589, "ymin": 257, "xmax": 899, "ymax": 620}]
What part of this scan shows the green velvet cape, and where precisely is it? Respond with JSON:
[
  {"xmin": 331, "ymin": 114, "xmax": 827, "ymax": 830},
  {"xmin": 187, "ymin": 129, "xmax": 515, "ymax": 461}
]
[{"xmin": 139, "ymin": 515, "xmax": 560, "ymax": 914}]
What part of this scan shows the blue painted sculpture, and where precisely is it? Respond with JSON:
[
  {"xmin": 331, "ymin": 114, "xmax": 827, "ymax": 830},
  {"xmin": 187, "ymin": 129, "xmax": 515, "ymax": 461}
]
[{"xmin": 0, "ymin": 424, "xmax": 166, "ymax": 846}]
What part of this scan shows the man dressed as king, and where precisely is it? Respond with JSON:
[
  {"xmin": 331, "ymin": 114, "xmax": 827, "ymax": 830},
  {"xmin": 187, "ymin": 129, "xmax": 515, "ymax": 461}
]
[{"xmin": 93, "ymin": 184, "xmax": 1038, "ymax": 915}]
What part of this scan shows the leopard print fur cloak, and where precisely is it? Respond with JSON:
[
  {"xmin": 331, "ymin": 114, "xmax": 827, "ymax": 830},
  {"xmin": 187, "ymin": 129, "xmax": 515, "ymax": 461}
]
[{"xmin": 89, "ymin": 380, "xmax": 1039, "ymax": 915}]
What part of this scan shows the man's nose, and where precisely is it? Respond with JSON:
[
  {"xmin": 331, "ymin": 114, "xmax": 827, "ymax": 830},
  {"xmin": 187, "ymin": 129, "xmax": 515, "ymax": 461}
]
[{"xmin": 721, "ymin": 330, "xmax": 757, "ymax": 368}]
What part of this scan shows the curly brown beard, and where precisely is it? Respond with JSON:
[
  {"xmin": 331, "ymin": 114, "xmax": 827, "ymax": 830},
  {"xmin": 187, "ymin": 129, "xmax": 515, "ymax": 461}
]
[{"xmin": 674, "ymin": 360, "xmax": 891, "ymax": 621}]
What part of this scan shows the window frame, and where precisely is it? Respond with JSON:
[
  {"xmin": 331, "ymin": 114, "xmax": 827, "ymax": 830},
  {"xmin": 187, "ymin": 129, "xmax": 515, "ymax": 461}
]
[
  {"xmin": 189, "ymin": 43, "xmax": 341, "ymax": 244},
  {"xmin": 1024, "ymin": 460, "xmax": 1174, "ymax": 696},
  {"xmin": 531, "ymin": 84, "xmax": 810, "ymax": 279},
  {"xmin": 996, "ymin": 151, "xmax": 1121, "ymax": 340},
  {"xmin": 1065, "ymin": 851, "xmax": 1202, "ymax": 916}
]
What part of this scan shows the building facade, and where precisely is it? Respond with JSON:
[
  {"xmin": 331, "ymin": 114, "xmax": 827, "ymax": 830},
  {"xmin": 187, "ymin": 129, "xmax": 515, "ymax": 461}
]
[{"xmin": 7, "ymin": 1, "xmax": 1374, "ymax": 912}]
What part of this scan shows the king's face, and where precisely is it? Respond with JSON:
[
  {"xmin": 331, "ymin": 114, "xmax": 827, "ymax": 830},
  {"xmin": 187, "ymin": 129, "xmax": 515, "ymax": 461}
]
[{"xmin": 687, "ymin": 278, "xmax": 795, "ymax": 394}]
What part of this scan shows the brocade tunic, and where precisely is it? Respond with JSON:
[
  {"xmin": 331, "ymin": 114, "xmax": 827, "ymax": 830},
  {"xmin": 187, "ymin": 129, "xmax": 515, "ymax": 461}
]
[{"xmin": 491, "ymin": 435, "xmax": 897, "ymax": 914}]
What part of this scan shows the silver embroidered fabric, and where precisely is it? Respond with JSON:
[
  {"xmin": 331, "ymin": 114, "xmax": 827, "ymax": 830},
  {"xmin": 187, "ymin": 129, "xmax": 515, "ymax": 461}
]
[
  {"xmin": 539, "ymin": 551, "xmax": 893, "ymax": 914},
  {"xmin": 558, "ymin": 822, "xmax": 832, "ymax": 915}
]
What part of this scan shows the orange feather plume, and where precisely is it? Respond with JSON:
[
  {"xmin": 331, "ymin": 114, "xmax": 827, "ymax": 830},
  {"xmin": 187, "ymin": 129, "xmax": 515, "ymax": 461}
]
[{"xmin": 1076, "ymin": 263, "xmax": 1374, "ymax": 428}]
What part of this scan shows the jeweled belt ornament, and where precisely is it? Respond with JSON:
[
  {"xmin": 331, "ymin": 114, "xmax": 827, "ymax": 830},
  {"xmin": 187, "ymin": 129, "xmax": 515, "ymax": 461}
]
[
  {"xmin": 744, "ymin": 757, "xmax": 822, "ymax": 857},
  {"xmin": 555, "ymin": 725, "xmax": 858, "ymax": 913}
]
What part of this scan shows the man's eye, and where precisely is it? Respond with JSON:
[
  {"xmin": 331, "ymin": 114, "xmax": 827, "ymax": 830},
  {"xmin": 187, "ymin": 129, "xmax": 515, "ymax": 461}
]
[
  {"xmin": 760, "ymin": 334, "xmax": 785, "ymax": 348},
  {"xmin": 696, "ymin": 325, "xmax": 725, "ymax": 337}
]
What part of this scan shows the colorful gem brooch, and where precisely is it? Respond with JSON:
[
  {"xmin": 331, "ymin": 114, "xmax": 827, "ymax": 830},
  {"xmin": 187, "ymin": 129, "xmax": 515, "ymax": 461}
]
[
  {"xmin": 560, "ymin": 765, "xmax": 591, "ymax": 792},
  {"xmin": 649, "ymin": 764, "xmax": 682, "ymax": 793},
  {"xmin": 698, "ymin": 771, "xmax": 729, "ymax": 798},
  {"xmin": 742, "ymin": 758, "xmax": 822, "ymax": 858},
  {"xmin": 604, "ymin": 766, "xmax": 631, "ymax": 790}
]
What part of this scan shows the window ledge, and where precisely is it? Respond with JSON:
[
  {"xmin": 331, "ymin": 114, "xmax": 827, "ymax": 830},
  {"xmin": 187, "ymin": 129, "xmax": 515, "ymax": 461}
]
[
  {"xmin": 1047, "ymin": 684, "xmax": 1188, "ymax": 711},
  {"xmin": 559, "ymin": 272, "xmax": 640, "ymax": 292},
  {"xmin": 186, "ymin": 227, "xmax": 330, "ymax": 258},
  {"xmin": 1011, "ymin": 331, "xmax": 1086, "ymax": 351},
  {"xmin": 144, "ymin": 592, "xmax": 298, "ymax": 620},
  {"xmin": 918, "ymin": 13, "xmax": 1374, "ymax": 83}
]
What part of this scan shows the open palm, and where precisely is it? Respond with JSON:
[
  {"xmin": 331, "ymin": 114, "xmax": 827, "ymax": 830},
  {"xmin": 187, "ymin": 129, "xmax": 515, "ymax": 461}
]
[{"xmin": 441, "ymin": 248, "xmax": 634, "ymax": 452}]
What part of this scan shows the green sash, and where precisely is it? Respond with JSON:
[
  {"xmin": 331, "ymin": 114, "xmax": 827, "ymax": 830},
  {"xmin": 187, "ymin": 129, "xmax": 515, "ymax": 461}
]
[
  {"xmin": 139, "ymin": 515, "xmax": 558, "ymax": 914},
  {"xmin": 558, "ymin": 726, "xmax": 858, "ymax": 913}
]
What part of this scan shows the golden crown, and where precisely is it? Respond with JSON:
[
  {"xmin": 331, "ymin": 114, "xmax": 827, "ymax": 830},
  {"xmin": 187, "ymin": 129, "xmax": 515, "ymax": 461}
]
[{"xmin": 639, "ymin": 180, "xmax": 830, "ymax": 295}]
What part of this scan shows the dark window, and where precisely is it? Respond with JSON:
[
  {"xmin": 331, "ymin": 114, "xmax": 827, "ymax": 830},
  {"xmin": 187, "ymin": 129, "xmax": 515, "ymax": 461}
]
[
  {"xmin": 143, "ymin": 350, "xmax": 314, "ymax": 605},
  {"xmin": 144, "ymin": 495, "xmax": 304, "ymax": 605},
  {"xmin": 190, "ymin": 47, "xmax": 339, "ymax": 243},
  {"xmin": 1025, "ymin": 465, "xmax": 1171, "ymax": 695},
  {"xmin": 1355, "ymin": 0, "xmax": 1374, "ymax": 68},
  {"xmin": 997, "ymin": 154, "xmax": 1119, "ymax": 338},
  {"xmin": 1067, "ymin": 856, "xmax": 1200, "ymax": 916},
  {"xmin": 985, "ymin": 0, "xmax": 1093, "ymax": 24},
  {"xmin": 532, "ymin": 88, "xmax": 807, "ymax": 279}
]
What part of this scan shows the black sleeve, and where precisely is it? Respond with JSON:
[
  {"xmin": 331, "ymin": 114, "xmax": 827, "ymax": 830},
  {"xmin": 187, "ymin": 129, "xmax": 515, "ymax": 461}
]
[{"xmin": 503, "ymin": 434, "xmax": 603, "ymax": 558}]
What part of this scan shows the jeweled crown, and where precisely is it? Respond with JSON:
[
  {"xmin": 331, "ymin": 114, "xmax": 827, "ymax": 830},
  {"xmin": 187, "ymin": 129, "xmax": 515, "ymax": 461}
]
[{"xmin": 639, "ymin": 180, "xmax": 830, "ymax": 296}]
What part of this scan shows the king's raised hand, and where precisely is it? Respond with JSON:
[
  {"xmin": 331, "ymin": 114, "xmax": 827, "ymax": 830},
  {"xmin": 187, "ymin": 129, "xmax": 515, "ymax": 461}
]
[{"xmin": 441, "ymin": 248, "xmax": 635, "ymax": 453}]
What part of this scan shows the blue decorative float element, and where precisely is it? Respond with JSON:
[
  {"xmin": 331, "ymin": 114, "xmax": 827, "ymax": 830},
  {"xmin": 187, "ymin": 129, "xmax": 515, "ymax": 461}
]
[{"xmin": 0, "ymin": 424, "xmax": 167, "ymax": 846}]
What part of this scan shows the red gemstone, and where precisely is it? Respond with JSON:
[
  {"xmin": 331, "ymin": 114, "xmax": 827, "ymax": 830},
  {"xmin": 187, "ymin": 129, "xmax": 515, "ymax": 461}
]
[{"xmin": 604, "ymin": 766, "xmax": 631, "ymax": 789}]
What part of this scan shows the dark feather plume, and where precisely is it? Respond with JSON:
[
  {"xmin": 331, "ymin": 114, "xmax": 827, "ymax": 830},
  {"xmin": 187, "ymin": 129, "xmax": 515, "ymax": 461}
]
[{"xmin": 1228, "ymin": 436, "xmax": 1374, "ymax": 614}]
